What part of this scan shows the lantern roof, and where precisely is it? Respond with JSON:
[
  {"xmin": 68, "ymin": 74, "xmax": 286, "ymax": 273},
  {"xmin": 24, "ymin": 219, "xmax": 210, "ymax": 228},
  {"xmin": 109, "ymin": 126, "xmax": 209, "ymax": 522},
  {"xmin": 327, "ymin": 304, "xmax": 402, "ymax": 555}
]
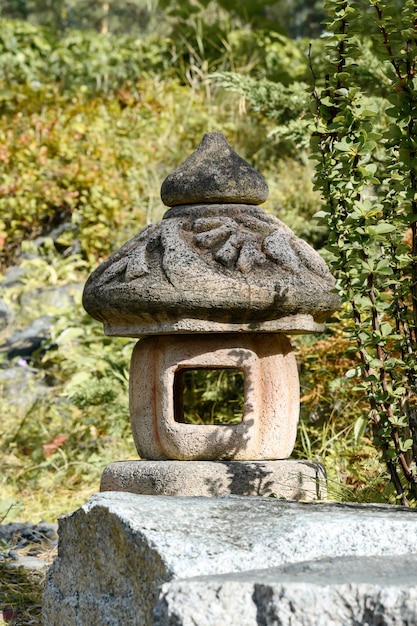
[{"xmin": 82, "ymin": 132, "xmax": 339, "ymax": 336}]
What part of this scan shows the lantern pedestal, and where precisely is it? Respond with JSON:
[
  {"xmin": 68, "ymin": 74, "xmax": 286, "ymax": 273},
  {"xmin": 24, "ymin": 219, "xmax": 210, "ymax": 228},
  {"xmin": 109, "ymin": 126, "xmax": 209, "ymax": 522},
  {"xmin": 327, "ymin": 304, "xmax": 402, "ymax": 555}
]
[{"xmin": 100, "ymin": 459, "xmax": 327, "ymax": 500}]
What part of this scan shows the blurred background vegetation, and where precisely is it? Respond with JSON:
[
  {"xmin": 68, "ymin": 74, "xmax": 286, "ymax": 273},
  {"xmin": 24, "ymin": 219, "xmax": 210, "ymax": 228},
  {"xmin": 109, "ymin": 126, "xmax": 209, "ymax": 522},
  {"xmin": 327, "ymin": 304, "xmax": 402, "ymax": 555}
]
[{"xmin": 0, "ymin": 0, "xmax": 396, "ymax": 524}]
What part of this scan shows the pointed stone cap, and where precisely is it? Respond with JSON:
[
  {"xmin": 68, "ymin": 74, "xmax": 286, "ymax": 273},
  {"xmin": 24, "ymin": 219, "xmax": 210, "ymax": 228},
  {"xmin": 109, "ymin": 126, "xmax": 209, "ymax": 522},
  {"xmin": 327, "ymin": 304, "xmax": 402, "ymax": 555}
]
[{"xmin": 160, "ymin": 132, "xmax": 269, "ymax": 207}]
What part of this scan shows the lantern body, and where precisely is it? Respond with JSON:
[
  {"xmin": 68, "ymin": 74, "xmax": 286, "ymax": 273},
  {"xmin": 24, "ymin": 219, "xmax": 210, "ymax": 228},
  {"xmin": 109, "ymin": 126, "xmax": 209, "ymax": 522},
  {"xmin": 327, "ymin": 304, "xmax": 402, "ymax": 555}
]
[{"xmin": 129, "ymin": 333, "xmax": 299, "ymax": 461}]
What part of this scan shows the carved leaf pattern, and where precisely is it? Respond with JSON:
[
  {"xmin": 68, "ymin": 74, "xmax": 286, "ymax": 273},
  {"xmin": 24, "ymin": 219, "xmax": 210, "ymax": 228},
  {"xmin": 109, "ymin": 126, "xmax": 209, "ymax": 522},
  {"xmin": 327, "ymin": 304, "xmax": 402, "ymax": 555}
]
[
  {"xmin": 236, "ymin": 240, "xmax": 266, "ymax": 273},
  {"xmin": 115, "ymin": 215, "xmax": 333, "ymax": 283},
  {"xmin": 125, "ymin": 240, "xmax": 150, "ymax": 280},
  {"xmin": 191, "ymin": 215, "xmax": 308, "ymax": 275},
  {"xmin": 262, "ymin": 231, "xmax": 301, "ymax": 273},
  {"xmin": 124, "ymin": 230, "xmax": 161, "ymax": 281}
]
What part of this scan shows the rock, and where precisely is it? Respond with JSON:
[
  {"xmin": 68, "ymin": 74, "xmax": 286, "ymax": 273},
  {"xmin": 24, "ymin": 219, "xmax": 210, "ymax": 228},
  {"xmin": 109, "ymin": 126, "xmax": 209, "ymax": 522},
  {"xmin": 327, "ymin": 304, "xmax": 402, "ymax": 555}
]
[
  {"xmin": 0, "ymin": 315, "xmax": 52, "ymax": 360},
  {"xmin": 154, "ymin": 554, "xmax": 417, "ymax": 626},
  {"xmin": 0, "ymin": 283, "xmax": 82, "ymax": 362},
  {"xmin": 20, "ymin": 283, "xmax": 83, "ymax": 313},
  {"xmin": 0, "ymin": 521, "xmax": 58, "ymax": 573},
  {"xmin": 6, "ymin": 554, "xmax": 52, "ymax": 571},
  {"xmin": 0, "ymin": 521, "xmax": 58, "ymax": 546},
  {"xmin": 31, "ymin": 222, "xmax": 78, "ymax": 252},
  {"xmin": 0, "ymin": 265, "xmax": 27, "ymax": 288},
  {"xmin": 0, "ymin": 298, "xmax": 12, "ymax": 332},
  {"xmin": 100, "ymin": 459, "xmax": 327, "ymax": 499},
  {"xmin": 0, "ymin": 365, "xmax": 45, "ymax": 419},
  {"xmin": 43, "ymin": 492, "xmax": 417, "ymax": 626}
]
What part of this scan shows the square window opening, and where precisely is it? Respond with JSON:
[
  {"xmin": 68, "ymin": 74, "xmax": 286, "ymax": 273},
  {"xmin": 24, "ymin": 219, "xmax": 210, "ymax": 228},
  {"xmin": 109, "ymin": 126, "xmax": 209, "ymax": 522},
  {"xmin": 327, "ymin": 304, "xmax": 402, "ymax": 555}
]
[{"xmin": 174, "ymin": 368, "xmax": 245, "ymax": 425}]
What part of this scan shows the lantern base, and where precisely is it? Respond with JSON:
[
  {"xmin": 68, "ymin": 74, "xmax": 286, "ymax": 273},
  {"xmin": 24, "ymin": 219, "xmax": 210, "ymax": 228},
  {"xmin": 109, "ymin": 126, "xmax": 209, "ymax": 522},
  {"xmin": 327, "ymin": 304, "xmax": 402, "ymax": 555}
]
[{"xmin": 100, "ymin": 459, "xmax": 326, "ymax": 501}]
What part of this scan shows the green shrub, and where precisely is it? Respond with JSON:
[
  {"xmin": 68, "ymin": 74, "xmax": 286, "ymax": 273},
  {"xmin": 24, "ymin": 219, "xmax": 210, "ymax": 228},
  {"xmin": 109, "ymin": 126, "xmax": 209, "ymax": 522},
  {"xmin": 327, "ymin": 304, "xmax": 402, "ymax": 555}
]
[
  {"xmin": 0, "ymin": 19, "xmax": 174, "ymax": 91},
  {"xmin": 264, "ymin": 157, "xmax": 328, "ymax": 248},
  {"xmin": 0, "ymin": 19, "xmax": 52, "ymax": 84},
  {"xmin": 0, "ymin": 78, "xmax": 254, "ymax": 268},
  {"xmin": 312, "ymin": 0, "xmax": 417, "ymax": 504}
]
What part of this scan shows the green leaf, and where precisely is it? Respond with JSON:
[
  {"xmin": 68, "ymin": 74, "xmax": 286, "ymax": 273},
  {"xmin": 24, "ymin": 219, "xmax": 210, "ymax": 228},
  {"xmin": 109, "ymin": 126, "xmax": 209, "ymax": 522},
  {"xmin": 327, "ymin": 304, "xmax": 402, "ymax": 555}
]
[
  {"xmin": 380, "ymin": 322, "xmax": 393, "ymax": 337},
  {"xmin": 361, "ymin": 109, "xmax": 378, "ymax": 117},
  {"xmin": 384, "ymin": 358, "xmax": 405, "ymax": 369},
  {"xmin": 369, "ymin": 358, "xmax": 383, "ymax": 369},
  {"xmin": 334, "ymin": 139, "xmax": 354, "ymax": 152},
  {"xmin": 354, "ymin": 416, "xmax": 368, "ymax": 445},
  {"xmin": 346, "ymin": 367, "xmax": 359, "ymax": 379},
  {"xmin": 400, "ymin": 439, "xmax": 413, "ymax": 452},
  {"xmin": 367, "ymin": 223, "xmax": 396, "ymax": 236}
]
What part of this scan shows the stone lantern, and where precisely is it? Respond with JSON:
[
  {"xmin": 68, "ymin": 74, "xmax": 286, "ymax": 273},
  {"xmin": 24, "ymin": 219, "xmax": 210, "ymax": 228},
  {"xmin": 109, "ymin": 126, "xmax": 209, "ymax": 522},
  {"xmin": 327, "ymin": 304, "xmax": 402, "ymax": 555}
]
[{"xmin": 82, "ymin": 132, "xmax": 339, "ymax": 499}]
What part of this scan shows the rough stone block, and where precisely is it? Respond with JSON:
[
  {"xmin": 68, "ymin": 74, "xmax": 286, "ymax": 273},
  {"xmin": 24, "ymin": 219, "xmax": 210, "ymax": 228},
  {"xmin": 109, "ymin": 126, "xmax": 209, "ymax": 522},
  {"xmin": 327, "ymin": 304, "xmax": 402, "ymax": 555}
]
[
  {"xmin": 100, "ymin": 459, "xmax": 327, "ymax": 500},
  {"xmin": 154, "ymin": 555, "xmax": 417, "ymax": 626},
  {"xmin": 43, "ymin": 492, "xmax": 417, "ymax": 626}
]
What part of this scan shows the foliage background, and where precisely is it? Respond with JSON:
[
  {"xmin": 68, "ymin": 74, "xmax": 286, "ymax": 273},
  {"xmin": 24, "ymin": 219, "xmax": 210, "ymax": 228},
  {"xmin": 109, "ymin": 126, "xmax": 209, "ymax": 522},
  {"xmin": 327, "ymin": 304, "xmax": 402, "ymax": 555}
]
[{"xmin": 0, "ymin": 0, "xmax": 401, "ymax": 523}]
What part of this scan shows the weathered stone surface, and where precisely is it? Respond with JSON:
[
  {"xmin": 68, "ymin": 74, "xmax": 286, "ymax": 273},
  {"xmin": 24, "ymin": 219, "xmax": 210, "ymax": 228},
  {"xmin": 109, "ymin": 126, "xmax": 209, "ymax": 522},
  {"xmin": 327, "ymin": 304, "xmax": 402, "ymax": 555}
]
[
  {"xmin": 0, "ymin": 270, "xmax": 82, "ymax": 362},
  {"xmin": 0, "ymin": 265, "xmax": 26, "ymax": 288},
  {"xmin": 96, "ymin": 313, "xmax": 325, "ymax": 336},
  {"xmin": 129, "ymin": 334, "xmax": 299, "ymax": 460},
  {"xmin": 43, "ymin": 492, "xmax": 417, "ymax": 626},
  {"xmin": 83, "ymin": 134, "xmax": 339, "ymax": 336},
  {"xmin": 154, "ymin": 555, "xmax": 417, "ymax": 626},
  {"xmin": 100, "ymin": 459, "xmax": 327, "ymax": 500},
  {"xmin": 82, "ymin": 204, "xmax": 339, "ymax": 335},
  {"xmin": 160, "ymin": 132, "xmax": 269, "ymax": 206}
]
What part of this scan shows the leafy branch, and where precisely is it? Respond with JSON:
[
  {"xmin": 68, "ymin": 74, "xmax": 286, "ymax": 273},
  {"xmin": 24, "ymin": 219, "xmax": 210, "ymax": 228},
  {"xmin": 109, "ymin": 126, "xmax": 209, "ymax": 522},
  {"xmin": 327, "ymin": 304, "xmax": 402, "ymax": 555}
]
[{"xmin": 312, "ymin": 0, "xmax": 417, "ymax": 504}]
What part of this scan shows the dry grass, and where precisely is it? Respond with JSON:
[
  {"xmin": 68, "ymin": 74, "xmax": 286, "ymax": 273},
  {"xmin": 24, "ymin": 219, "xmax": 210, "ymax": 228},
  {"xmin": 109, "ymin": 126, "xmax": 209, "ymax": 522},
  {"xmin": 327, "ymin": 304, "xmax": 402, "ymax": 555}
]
[
  {"xmin": 0, "ymin": 532, "xmax": 57, "ymax": 625},
  {"xmin": 0, "ymin": 562, "xmax": 45, "ymax": 625}
]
